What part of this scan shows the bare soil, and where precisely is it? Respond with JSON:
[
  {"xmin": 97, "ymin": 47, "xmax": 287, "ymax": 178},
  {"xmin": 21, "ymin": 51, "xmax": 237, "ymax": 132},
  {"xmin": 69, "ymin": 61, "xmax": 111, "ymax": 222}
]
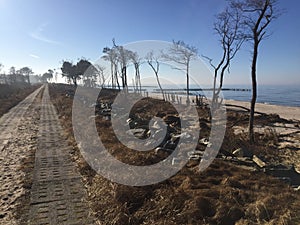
[{"xmin": 49, "ymin": 83, "xmax": 300, "ymax": 225}]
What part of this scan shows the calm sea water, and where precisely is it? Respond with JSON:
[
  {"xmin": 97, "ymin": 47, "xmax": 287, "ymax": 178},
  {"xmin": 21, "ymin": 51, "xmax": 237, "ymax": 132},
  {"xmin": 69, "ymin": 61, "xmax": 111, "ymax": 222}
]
[
  {"xmin": 220, "ymin": 85, "xmax": 300, "ymax": 107},
  {"xmin": 144, "ymin": 85, "xmax": 300, "ymax": 107}
]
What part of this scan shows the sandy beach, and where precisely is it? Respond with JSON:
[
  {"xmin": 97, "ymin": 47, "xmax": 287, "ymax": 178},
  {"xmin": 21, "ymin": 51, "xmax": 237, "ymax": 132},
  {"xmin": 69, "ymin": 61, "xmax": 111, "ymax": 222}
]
[
  {"xmin": 0, "ymin": 88, "xmax": 41, "ymax": 224},
  {"xmin": 225, "ymin": 99, "xmax": 300, "ymax": 121},
  {"xmin": 148, "ymin": 92, "xmax": 300, "ymax": 121}
]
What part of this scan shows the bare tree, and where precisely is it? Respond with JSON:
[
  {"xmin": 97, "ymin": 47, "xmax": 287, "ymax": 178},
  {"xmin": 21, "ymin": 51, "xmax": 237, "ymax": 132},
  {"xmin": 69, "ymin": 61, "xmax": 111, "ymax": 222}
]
[
  {"xmin": 9, "ymin": 66, "xmax": 17, "ymax": 83},
  {"xmin": 162, "ymin": 40, "xmax": 198, "ymax": 105},
  {"xmin": 102, "ymin": 46, "xmax": 120, "ymax": 89},
  {"xmin": 146, "ymin": 51, "xmax": 165, "ymax": 100},
  {"xmin": 103, "ymin": 39, "xmax": 136, "ymax": 91},
  {"xmin": 231, "ymin": 0, "xmax": 281, "ymax": 143},
  {"xmin": 112, "ymin": 39, "xmax": 133, "ymax": 90},
  {"xmin": 95, "ymin": 65, "xmax": 107, "ymax": 88},
  {"xmin": 203, "ymin": 7, "xmax": 245, "ymax": 110},
  {"xmin": 129, "ymin": 51, "xmax": 142, "ymax": 93}
]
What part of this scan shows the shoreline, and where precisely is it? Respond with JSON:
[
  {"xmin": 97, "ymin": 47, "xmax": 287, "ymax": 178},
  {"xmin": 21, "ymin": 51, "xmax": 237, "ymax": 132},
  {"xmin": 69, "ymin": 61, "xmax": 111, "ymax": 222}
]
[
  {"xmin": 145, "ymin": 92, "xmax": 300, "ymax": 121},
  {"xmin": 224, "ymin": 99, "xmax": 300, "ymax": 121}
]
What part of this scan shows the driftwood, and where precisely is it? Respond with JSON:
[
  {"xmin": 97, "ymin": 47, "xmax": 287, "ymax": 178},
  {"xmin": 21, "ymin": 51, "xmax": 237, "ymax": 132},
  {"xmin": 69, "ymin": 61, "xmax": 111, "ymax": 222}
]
[{"xmin": 225, "ymin": 103, "xmax": 266, "ymax": 116}]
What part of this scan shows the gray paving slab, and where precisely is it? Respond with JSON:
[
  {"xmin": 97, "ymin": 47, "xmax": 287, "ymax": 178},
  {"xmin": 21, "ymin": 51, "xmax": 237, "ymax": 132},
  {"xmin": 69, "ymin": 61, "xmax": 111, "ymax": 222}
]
[{"xmin": 28, "ymin": 84, "xmax": 96, "ymax": 225}]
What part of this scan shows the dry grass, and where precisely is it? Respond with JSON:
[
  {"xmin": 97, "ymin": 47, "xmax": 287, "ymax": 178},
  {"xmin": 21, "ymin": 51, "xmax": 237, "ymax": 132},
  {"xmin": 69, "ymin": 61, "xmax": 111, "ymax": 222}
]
[
  {"xmin": 49, "ymin": 84, "xmax": 300, "ymax": 225},
  {"xmin": 0, "ymin": 83, "xmax": 41, "ymax": 117}
]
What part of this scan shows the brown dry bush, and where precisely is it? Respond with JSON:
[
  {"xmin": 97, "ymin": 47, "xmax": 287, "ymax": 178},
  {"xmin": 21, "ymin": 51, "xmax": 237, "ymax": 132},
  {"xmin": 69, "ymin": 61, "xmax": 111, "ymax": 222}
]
[{"xmin": 49, "ymin": 84, "xmax": 300, "ymax": 225}]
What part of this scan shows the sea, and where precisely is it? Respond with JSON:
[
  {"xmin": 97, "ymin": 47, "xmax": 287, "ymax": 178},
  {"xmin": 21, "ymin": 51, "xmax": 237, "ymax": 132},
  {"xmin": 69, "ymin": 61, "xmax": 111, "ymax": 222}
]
[
  {"xmin": 142, "ymin": 85, "xmax": 300, "ymax": 107},
  {"xmin": 219, "ymin": 85, "xmax": 300, "ymax": 107}
]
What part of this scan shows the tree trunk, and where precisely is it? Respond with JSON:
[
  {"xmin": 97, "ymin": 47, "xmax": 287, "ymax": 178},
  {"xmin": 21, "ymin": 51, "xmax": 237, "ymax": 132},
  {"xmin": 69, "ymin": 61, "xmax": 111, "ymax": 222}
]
[
  {"xmin": 124, "ymin": 66, "xmax": 127, "ymax": 88},
  {"xmin": 156, "ymin": 73, "xmax": 165, "ymax": 101},
  {"xmin": 73, "ymin": 77, "xmax": 77, "ymax": 86},
  {"xmin": 186, "ymin": 63, "xmax": 190, "ymax": 105},
  {"xmin": 211, "ymin": 67, "xmax": 218, "ymax": 114},
  {"xmin": 135, "ymin": 64, "xmax": 141, "ymax": 94},
  {"xmin": 27, "ymin": 75, "xmax": 31, "ymax": 84},
  {"xmin": 111, "ymin": 63, "xmax": 114, "ymax": 88},
  {"xmin": 135, "ymin": 70, "xmax": 139, "ymax": 93},
  {"xmin": 121, "ymin": 66, "xmax": 126, "ymax": 88},
  {"xmin": 114, "ymin": 64, "xmax": 120, "ymax": 90},
  {"xmin": 249, "ymin": 40, "xmax": 259, "ymax": 144}
]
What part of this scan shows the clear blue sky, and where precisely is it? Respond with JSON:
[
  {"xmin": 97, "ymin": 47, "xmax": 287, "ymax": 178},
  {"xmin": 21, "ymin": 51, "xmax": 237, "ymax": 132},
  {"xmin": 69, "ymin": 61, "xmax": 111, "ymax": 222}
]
[{"xmin": 0, "ymin": 0, "xmax": 299, "ymax": 85}]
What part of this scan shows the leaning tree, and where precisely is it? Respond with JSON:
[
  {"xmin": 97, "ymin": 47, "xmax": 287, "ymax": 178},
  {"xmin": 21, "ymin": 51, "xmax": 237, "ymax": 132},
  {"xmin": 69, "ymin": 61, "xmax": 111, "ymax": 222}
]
[
  {"xmin": 94, "ymin": 65, "xmax": 106, "ymax": 88},
  {"xmin": 203, "ymin": 6, "xmax": 245, "ymax": 111},
  {"xmin": 146, "ymin": 51, "xmax": 165, "ymax": 101},
  {"xmin": 231, "ymin": 0, "xmax": 281, "ymax": 143},
  {"xmin": 129, "ymin": 51, "xmax": 142, "ymax": 93}
]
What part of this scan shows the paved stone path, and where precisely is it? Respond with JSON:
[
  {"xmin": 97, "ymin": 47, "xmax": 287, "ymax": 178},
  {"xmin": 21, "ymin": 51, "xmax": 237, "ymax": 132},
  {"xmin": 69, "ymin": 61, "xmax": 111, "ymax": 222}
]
[
  {"xmin": 28, "ymin": 85, "xmax": 96, "ymax": 225},
  {"xmin": 0, "ymin": 84, "xmax": 96, "ymax": 224}
]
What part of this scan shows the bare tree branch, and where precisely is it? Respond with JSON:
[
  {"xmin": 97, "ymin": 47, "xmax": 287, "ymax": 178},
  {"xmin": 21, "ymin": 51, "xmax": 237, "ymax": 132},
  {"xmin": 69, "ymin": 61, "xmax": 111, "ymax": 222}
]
[
  {"xmin": 161, "ymin": 40, "xmax": 198, "ymax": 104},
  {"xmin": 146, "ymin": 51, "xmax": 165, "ymax": 100},
  {"xmin": 205, "ymin": 5, "xmax": 246, "ymax": 109},
  {"xmin": 230, "ymin": 0, "xmax": 282, "ymax": 144}
]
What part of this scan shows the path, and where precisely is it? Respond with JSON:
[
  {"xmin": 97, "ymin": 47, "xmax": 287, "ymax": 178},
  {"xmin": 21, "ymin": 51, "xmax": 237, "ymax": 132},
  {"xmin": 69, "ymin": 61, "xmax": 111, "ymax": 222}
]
[
  {"xmin": 28, "ymin": 85, "xmax": 96, "ymax": 225},
  {"xmin": 0, "ymin": 86, "xmax": 43, "ymax": 152},
  {"xmin": 0, "ymin": 86, "xmax": 43, "ymax": 224},
  {"xmin": 0, "ymin": 84, "xmax": 96, "ymax": 225}
]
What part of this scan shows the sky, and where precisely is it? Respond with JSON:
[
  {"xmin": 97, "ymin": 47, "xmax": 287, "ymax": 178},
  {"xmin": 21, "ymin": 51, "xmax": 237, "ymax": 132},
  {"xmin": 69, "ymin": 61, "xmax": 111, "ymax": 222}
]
[{"xmin": 0, "ymin": 0, "xmax": 299, "ymax": 86}]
